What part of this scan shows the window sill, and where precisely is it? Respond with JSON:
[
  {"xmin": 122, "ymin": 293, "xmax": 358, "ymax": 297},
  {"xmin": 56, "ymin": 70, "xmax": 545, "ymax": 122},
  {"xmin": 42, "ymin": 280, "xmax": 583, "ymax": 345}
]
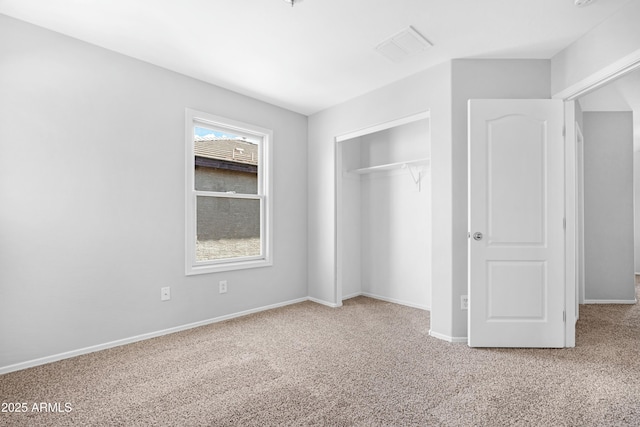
[{"xmin": 186, "ymin": 258, "xmax": 272, "ymax": 275}]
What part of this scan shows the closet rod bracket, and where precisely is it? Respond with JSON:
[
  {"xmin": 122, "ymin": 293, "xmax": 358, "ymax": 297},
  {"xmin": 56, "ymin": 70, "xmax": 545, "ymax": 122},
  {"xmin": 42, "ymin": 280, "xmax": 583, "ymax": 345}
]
[{"xmin": 402, "ymin": 163, "xmax": 425, "ymax": 191}]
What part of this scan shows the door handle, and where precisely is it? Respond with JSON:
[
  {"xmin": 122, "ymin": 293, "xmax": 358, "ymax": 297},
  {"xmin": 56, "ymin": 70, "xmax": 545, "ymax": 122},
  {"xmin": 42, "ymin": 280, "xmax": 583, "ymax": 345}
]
[{"xmin": 473, "ymin": 232, "xmax": 483, "ymax": 241}]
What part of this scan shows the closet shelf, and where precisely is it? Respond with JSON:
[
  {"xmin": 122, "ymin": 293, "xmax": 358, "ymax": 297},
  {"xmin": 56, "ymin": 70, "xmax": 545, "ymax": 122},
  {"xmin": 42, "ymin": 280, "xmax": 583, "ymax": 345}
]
[{"xmin": 349, "ymin": 157, "xmax": 430, "ymax": 175}]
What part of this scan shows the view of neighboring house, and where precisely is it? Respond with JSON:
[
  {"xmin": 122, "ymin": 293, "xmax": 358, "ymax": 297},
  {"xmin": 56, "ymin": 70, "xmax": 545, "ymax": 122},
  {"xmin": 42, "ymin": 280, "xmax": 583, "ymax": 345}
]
[{"xmin": 194, "ymin": 137, "xmax": 260, "ymax": 261}]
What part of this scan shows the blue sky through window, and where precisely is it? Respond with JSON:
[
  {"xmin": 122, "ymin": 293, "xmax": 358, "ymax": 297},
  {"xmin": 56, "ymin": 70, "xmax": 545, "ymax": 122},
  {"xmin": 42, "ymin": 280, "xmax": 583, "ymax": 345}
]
[{"xmin": 195, "ymin": 126, "xmax": 237, "ymax": 139}]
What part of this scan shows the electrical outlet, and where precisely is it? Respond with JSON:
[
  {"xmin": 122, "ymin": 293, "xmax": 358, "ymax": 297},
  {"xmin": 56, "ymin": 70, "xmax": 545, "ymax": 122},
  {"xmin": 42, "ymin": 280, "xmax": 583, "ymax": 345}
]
[
  {"xmin": 461, "ymin": 295, "xmax": 468, "ymax": 310},
  {"xmin": 161, "ymin": 287, "xmax": 171, "ymax": 301},
  {"xmin": 219, "ymin": 280, "xmax": 227, "ymax": 294}
]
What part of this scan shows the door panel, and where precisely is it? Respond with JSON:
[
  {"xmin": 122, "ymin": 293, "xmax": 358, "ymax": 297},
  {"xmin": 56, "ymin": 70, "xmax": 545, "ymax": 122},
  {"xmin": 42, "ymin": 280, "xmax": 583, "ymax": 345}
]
[
  {"xmin": 487, "ymin": 261, "xmax": 545, "ymax": 320},
  {"xmin": 488, "ymin": 115, "xmax": 545, "ymax": 246},
  {"xmin": 468, "ymin": 99, "xmax": 565, "ymax": 348}
]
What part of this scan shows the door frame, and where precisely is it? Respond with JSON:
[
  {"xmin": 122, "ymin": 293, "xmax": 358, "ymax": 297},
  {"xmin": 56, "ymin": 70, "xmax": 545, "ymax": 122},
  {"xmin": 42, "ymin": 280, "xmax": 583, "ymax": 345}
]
[
  {"xmin": 564, "ymin": 102, "xmax": 577, "ymax": 347},
  {"xmin": 554, "ymin": 49, "xmax": 640, "ymax": 347},
  {"xmin": 576, "ymin": 123, "xmax": 585, "ymax": 308}
]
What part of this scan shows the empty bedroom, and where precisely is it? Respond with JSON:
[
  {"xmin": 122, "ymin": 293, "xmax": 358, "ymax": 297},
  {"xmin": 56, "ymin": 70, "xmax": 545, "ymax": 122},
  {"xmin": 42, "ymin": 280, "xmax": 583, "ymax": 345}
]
[{"xmin": 1, "ymin": 0, "xmax": 639, "ymax": 425}]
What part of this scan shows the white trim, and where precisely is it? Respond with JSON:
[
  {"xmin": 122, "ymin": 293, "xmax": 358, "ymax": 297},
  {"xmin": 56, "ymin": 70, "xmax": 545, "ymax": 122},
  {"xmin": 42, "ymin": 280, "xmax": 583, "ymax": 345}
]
[
  {"xmin": 0, "ymin": 297, "xmax": 307, "ymax": 375},
  {"xmin": 553, "ymin": 49, "xmax": 640, "ymax": 101},
  {"xmin": 342, "ymin": 291, "xmax": 430, "ymax": 310},
  {"xmin": 335, "ymin": 111, "xmax": 430, "ymax": 143},
  {"xmin": 564, "ymin": 101, "xmax": 577, "ymax": 348},
  {"xmin": 185, "ymin": 108, "xmax": 273, "ymax": 275},
  {"xmin": 360, "ymin": 292, "xmax": 430, "ymax": 311},
  {"xmin": 188, "ymin": 258, "xmax": 272, "ymax": 274},
  {"xmin": 429, "ymin": 330, "xmax": 468, "ymax": 343},
  {"xmin": 342, "ymin": 292, "xmax": 362, "ymax": 300},
  {"xmin": 334, "ymin": 135, "xmax": 343, "ymax": 307},
  {"xmin": 194, "ymin": 191, "xmax": 262, "ymax": 200},
  {"xmin": 576, "ymin": 124, "xmax": 586, "ymax": 307},
  {"xmin": 308, "ymin": 297, "xmax": 342, "ymax": 308},
  {"xmin": 583, "ymin": 299, "xmax": 637, "ymax": 305},
  {"xmin": 342, "ymin": 292, "xmax": 431, "ymax": 311}
]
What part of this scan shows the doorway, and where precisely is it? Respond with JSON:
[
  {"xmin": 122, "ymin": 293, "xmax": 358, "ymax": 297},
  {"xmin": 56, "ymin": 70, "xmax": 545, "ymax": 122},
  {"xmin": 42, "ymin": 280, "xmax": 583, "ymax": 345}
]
[{"xmin": 570, "ymin": 68, "xmax": 639, "ymax": 304}]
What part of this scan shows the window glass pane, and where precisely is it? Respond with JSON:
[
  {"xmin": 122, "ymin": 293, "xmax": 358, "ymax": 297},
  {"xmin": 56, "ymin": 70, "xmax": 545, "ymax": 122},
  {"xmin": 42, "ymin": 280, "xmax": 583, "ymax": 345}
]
[
  {"xmin": 196, "ymin": 196, "xmax": 261, "ymax": 261},
  {"xmin": 194, "ymin": 126, "xmax": 259, "ymax": 194}
]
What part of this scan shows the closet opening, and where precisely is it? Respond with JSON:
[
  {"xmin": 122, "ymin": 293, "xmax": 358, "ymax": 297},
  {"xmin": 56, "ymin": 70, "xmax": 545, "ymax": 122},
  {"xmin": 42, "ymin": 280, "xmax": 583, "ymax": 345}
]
[{"xmin": 335, "ymin": 112, "xmax": 431, "ymax": 310}]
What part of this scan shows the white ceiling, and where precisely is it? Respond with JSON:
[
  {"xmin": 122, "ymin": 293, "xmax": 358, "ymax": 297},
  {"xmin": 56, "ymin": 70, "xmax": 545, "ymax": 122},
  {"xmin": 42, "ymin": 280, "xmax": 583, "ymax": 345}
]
[{"xmin": 0, "ymin": 0, "xmax": 634, "ymax": 115}]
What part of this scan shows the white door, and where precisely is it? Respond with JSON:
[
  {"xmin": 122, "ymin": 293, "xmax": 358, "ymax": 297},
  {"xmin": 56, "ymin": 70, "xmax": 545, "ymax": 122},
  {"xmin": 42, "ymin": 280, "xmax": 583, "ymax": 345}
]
[{"xmin": 468, "ymin": 99, "xmax": 565, "ymax": 348}]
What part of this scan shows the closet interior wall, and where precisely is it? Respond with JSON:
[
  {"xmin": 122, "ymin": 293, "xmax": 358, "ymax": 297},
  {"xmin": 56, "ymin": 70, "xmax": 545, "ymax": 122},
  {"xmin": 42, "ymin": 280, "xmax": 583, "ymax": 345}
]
[{"xmin": 339, "ymin": 119, "xmax": 431, "ymax": 310}]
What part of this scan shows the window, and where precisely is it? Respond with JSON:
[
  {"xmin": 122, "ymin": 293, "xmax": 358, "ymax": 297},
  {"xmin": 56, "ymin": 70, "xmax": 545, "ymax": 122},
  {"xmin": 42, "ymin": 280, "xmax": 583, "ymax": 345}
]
[{"xmin": 185, "ymin": 109, "xmax": 272, "ymax": 275}]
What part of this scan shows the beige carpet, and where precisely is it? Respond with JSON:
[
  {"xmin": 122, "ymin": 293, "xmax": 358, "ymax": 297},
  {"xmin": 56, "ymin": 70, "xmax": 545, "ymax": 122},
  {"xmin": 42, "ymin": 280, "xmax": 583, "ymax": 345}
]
[{"xmin": 1, "ymin": 285, "xmax": 639, "ymax": 426}]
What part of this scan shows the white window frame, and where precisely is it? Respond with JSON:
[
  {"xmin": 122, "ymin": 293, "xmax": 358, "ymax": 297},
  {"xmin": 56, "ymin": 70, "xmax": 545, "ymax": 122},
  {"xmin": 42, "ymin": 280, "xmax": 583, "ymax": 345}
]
[{"xmin": 185, "ymin": 108, "xmax": 273, "ymax": 275}]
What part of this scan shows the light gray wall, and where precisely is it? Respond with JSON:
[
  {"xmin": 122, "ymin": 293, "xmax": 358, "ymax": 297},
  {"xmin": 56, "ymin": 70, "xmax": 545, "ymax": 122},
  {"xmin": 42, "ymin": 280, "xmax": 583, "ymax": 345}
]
[
  {"xmin": 582, "ymin": 112, "xmax": 635, "ymax": 301},
  {"xmin": 0, "ymin": 15, "xmax": 308, "ymax": 370}
]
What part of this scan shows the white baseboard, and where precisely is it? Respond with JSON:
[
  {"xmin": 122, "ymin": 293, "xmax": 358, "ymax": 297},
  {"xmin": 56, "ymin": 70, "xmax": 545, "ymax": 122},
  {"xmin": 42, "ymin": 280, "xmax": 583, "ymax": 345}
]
[
  {"xmin": 359, "ymin": 292, "xmax": 430, "ymax": 311},
  {"xmin": 341, "ymin": 291, "xmax": 430, "ymax": 311},
  {"xmin": 1, "ymin": 294, "xmax": 439, "ymax": 375},
  {"xmin": 583, "ymin": 299, "xmax": 637, "ymax": 305},
  {"xmin": 0, "ymin": 297, "xmax": 308, "ymax": 375},
  {"xmin": 341, "ymin": 292, "xmax": 362, "ymax": 300},
  {"xmin": 429, "ymin": 330, "xmax": 468, "ymax": 344},
  {"xmin": 307, "ymin": 296, "xmax": 342, "ymax": 308}
]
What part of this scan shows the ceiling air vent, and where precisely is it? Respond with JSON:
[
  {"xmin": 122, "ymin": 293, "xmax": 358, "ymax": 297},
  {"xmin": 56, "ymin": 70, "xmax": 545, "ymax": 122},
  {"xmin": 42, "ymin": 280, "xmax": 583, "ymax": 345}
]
[{"xmin": 375, "ymin": 26, "xmax": 433, "ymax": 63}]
